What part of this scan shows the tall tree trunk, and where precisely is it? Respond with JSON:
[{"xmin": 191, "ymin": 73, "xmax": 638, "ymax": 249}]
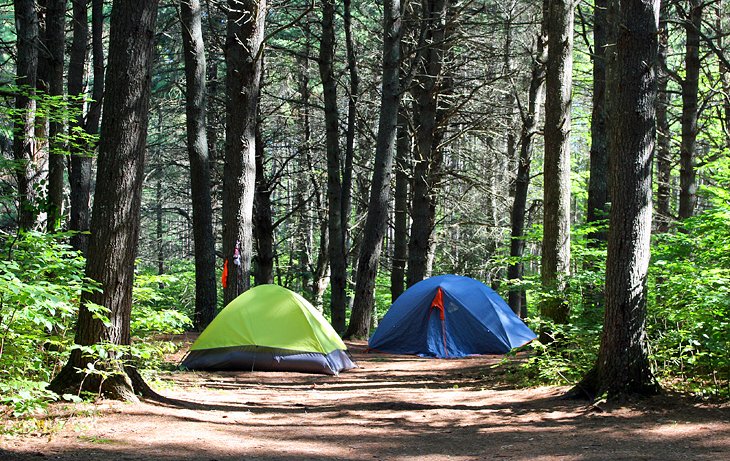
[
  {"xmin": 156, "ymin": 172, "xmax": 164, "ymax": 275},
  {"xmin": 406, "ymin": 0, "xmax": 452, "ymax": 287},
  {"xmin": 390, "ymin": 108, "xmax": 410, "ymax": 302},
  {"xmin": 344, "ymin": 0, "xmax": 402, "ymax": 340},
  {"xmin": 342, "ymin": 0, "xmax": 359, "ymax": 266},
  {"xmin": 70, "ymin": 0, "xmax": 103, "ymax": 255},
  {"xmin": 68, "ymin": 0, "xmax": 90, "ymax": 254},
  {"xmin": 13, "ymin": 0, "xmax": 39, "ymax": 232},
  {"xmin": 318, "ymin": 0, "xmax": 347, "ymax": 333},
  {"xmin": 253, "ymin": 115, "xmax": 275, "ymax": 285},
  {"xmin": 43, "ymin": 0, "xmax": 66, "ymax": 233},
  {"xmin": 576, "ymin": 0, "xmax": 660, "ymax": 400},
  {"xmin": 222, "ymin": 0, "xmax": 266, "ymax": 305},
  {"xmin": 678, "ymin": 0, "xmax": 702, "ymax": 219},
  {"xmin": 180, "ymin": 0, "xmax": 217, "ymax": 330},
  {"xmin": 586, "ymin": 0, "xmax": 608, "ymax": 239},
  {"xmin": 655, "ymin": 4, "xmax": 672, "ymax": 233},
  {"xmin": 508, "ymin": 0, "xmax": 548, "ymax": 317},
  {"xmin": 540, "ymin": 0, "xmax": 573, "ymax": 337},
  {"xmin": 49, "ymin": 0, "xmax": 159, "ymax": 401}
]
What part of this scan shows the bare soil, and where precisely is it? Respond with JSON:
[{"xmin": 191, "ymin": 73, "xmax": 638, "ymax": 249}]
[{"xmin": 2, "ymin": 341, "xmax": 728, "ymax": 460}]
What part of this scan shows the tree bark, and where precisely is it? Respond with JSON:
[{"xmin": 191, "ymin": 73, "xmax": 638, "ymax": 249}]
[
  {"xmin": 253, "ymin": 115, "xmax": 275, "ymax": 286},
  {"xmin": 13, "ymin": 0, "xmax": 39, "ymax": 232},
  {"xmin": 587, "ymin": 0, "xmax": 608, "ymax": 240},
  {"xmin": 391, "ymin": 108, "xmax": 410, "ymax": 302},
  {"xmin": 222, "ymin": 0, "xmax": 266, "ymax": 305},
  {"xmin": 318, "ymin": 0, "xmax": 347, "ymax": 333},
  {"xmin": 344, "ymin": 0, "xmax": 402, "ymax": 340},
  {"xmin": 180, "ymin": 0, "xmax": 217, "ymax": 330},
  {"xmin": 655, "ymin": 4, "xmax": 671, "ymax": 233},
  {"xmin": 49, "ymin": 0, "xmax": 159, "ymax": 401},
  {"xmin": 575, "ymin": 0, "xmax": 660, "ymax": 401},
  {"xmin": 540, "ymin": 0, "xmax": 573, "ymax": 337},
  {"xmin": 43, "ymin": 0, "xmax": 66, "ymax": 233},
  {"xmin": 678, "ymin": 0, "xmax": 702, "ymax": 220},
  {"xmin": 406, "ymin": 0, "xmax": 452, "ymax": 287},
  {"xmin": 508, "ymin": 0, "xmax": 548, "ymax": 318},
  {"xmin": 68, "ymin": 0, "xmax": 90, "ymax": 254},
  {"xmin": 342, "ymin": 0, "xmax": 359, "ymax": 267}
]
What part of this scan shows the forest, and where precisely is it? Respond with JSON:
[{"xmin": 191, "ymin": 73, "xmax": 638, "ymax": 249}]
[{"xmin": 0, "ymin": 0, "xmax": 729, "ymax": 457}]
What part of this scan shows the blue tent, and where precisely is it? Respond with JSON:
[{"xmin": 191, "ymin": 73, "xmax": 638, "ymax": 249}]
[{"xmin": 368, "ymin": 275, "xmax": 536, "ymax": 358}]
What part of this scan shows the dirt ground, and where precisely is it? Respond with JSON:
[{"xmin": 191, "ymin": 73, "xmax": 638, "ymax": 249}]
[{"xmin": 2, "ymin": 341, "xmax": 729, "ymax": 461}]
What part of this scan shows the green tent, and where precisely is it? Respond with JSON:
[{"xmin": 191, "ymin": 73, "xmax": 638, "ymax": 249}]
[{"xmin": 181, "ymin": 284, "xmax": 355, "ymax": 375}]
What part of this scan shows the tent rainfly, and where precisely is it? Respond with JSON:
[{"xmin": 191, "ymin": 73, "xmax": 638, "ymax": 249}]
[{"xmin": 182, "ymin": 284, "xmax": 355, "ymax": 375}]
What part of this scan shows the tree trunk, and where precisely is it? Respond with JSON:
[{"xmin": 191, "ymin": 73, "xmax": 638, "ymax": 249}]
[
  {"xmin": 68, "ymin": 0, "xmax": 90, "ymax": 254},
  {"xmin": 222, "ymin": 0, "xmax": 266, "ymax": 305},
  {"xmin": 13, "ymin": 0, "xmax": 39, "ymax": 232},
  {"xmin": 70, "ymin": 0, "xmax": 103, "ymax": 255},
  {"xmin": 342, "ymin": 0, "xmax": 359, "ymax": 265},
  {"xmin": 180, "ymin": 0, "xmax": 217, "ymax": 330},
  {"xmin": 406, "ymin": 0, "xmax": 452, "ymax": 287},
  {"xmin": 678, "ymin": 0, "xmax": 701, "ymax": 219},
  {"xmin": 253, "ymin": 116, "xmax": 275, "ymax": 286},
  {"xmin": 318, "ymin": 0, "xmax": 347, "ymax": 333},
  {"xmin": 576, "ymin": 0, "xmax": 660, "ymax": 401},
  {"xmin": 586, "ymin": 0, "xmax": 608, "ymax": 240},
  {"xmin": 508, "ymin": 0, "xmax": 548, "ymax": 318},
  {"xmin": 390, "ymin": 108, "xmax": 410, "ymax": 302},
  {"xmin": 344, "ymin": 0, "xmax": 402, "ymax": 340},
  {"xmin": 43, "ymin": 0, "xmax": 66, "ymax": 233},
  {"xmin": 540, "ymin": 0, "xmax": 573, "ymax": 337},
  {"xmin": 49, "ymin": 0, "xmax": 159, "ymax": 401},
  {"xmin": 655, "ymin": 4, "xmax": 672, "ymax": 233}
]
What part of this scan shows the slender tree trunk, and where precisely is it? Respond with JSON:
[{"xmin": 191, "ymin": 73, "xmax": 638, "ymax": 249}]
[
  {"xmin": 180, "ymin": 0, "xmax": 217, "ymax": 329},
  {"xmin": 156, "ymin": 173, "xmax": 164, "ymax": 275},
  {"xmin": 540, "ymin": 0, "xmax": 573, "ymax": 337},
  {"xmin": 49, "ymin": 0, "xmax": 159, "ymax": 401},
  {"xmin": 678, "ymin": 0, "xmax": 702, "ymax": 219},
  {"xmin": 318, "ymin": 0, "xmax": 347, "ymax": 333},
  {"xmin": 222, "ymin": 0, "xmax": 266, "ymax": 305},
  {"xmin": 68, "ymin": 0, "xmax": 90, "ymax": 254},
  {"xmin": 344, "ymin": 0, "xmax": 402, "ymax": 340},
  {"xmin": 587, "ymin": 0, "xmax": 608, "ymax": 239},
  {"xmin": 508, "ymin": 0, "xmax": 548, "ymax": 317},
  {"xmin": 406, "ymin": 0, "xmax": 452, "ymax": 287},
  {"xmin": 655, "ymin": 4, "xmax": 672, "ymax": 233},
  {"xmin": 342, "ymin": 0, "xmax": 359, "ymax": 264},
  {"xmin": 13, "ymin": 0, "xmax": 39, "ymax": 231},
  {"xmin": 253, "ymin": 115, "xmax": 275, "ymax": 285},
  {"xmin": 576, "ymin": 0, "xmax": 660, "ymax": 401},
  {"xmin": 391, "ymin": 108, "xmax": 410, "ymax": 302},
  {"xmin": 43, "ymin": 0, "xmax": 66, "ymax": 233}
]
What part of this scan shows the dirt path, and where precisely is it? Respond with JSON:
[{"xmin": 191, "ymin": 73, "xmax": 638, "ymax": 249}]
[{"xmin": 2, "ymin": 341, "xmax": 729, "ymax": 460}]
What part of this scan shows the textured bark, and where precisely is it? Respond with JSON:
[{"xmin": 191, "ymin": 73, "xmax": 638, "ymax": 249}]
[
  {"xmin": 344, "ymin": 0, "xmax": 402, "ymax": 340},
  {"xmin": 68, "ymin": 0, "xmax": 90, "ymax": 254},
  {"xmin": 391, "ymin": 108, "xmax": 410, "ymax": 302},
  {"xmin": 508, "ymin": 0, "xmax": 548, "ymax": 318},
  {"xmin": 13, "ymin": 0, "xmax": 39, "ymax": 231},
  {"xmin": 586, "ymin": 0, "xmax": 608, "ymax": 240},
  {"xmin": 49, "ymin": 0, "xmax": 159, "ymax": 400},
  {"xmin": 678, "ymin": 0, "xmax": 702, "ymax": 220},
  {"xmin": 222, "ymin": 0, "xmax": 266, "ymax": 305},
  {"xmin": 318, "ymin": 0, "xmax": 347, "ymax": 333},
  {"xmin": 655, "ymin": 4, "xmax": 672, "ymax": 233},
  {"xmin": 579, "ymin": 0, "xmax": 660, "ymax": 400},
  {"xmin": 181, "ymin": 0, "xmax": 217, "ymax": 329},
  {"xmin": 406, "ymin": 0, "xmax": 452, "ymax": 287},
  {"xmin": 342, "ymin": 0, "xmax": 359, "ymax": 263},
  {"xmin": 253, "ymin": 116, "xmax": 275, "ymax": 286},
  {"xmin": 540, "ymin": 0, "xmax": 573, "ymax": 336},
  {"xmin": 43, "ymin": 0, "xmax": 66, "ymax": 233}
]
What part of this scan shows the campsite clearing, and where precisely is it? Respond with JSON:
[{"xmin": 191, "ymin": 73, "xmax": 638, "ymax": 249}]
[{"xmin": 2, "ymin": 341, "xmax": 728, "ymax": 460}]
